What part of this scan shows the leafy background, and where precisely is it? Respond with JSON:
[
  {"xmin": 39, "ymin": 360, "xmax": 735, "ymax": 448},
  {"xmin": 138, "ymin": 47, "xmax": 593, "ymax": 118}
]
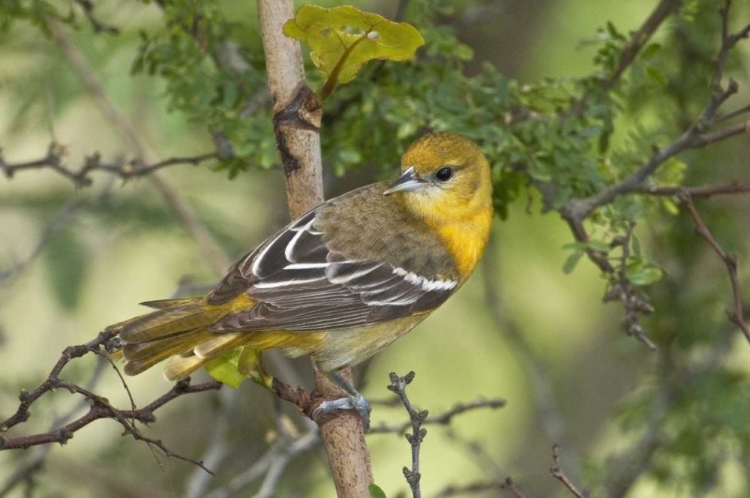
[{"xmin": 1, "ymin": 0, "xmax": 749, "ymax": 497}]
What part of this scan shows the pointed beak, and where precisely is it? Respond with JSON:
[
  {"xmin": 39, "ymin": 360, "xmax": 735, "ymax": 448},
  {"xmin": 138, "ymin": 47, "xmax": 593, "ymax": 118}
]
[{"xmin": 384, "ymin": 167, "xmax": 425, "ymax": 195}]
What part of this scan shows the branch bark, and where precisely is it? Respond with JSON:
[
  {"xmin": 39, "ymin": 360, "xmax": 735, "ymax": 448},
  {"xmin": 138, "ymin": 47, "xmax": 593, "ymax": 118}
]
[{"xmin": 256, "ymin": 1, "xmax": 373, "ymax": 496}]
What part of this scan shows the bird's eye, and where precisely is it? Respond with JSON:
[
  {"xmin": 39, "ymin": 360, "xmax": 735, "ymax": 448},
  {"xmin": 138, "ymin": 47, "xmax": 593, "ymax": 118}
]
[{"xmin": 435, "ymin": 167, "xmax": 454, "ymax": 182}]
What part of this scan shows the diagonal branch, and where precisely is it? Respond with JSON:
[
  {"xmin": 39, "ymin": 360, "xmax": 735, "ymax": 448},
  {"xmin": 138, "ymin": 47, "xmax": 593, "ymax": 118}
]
[
  {"xmin": 47, "ymin": 20, "xmax": 231, "ymax": 277},
  {"xmin": 679, "ymin": 192, "xmax": 750, "ymax": 343},
  {"xmin": 565, "ymin": 0, "xmax": 682, "ymax": 118}
]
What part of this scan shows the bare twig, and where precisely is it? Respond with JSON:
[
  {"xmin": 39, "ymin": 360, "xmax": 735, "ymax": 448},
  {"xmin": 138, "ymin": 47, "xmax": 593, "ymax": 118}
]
[
  {"xmin": 605, "ymin": 223, "xmax": 657, "ymax": 349},
  {"xmin": 551, "ymin": 445, "xmax": 589, "ymax": 498},
  {"xmin": 386, "ymin": 372, "xmax": 427, "ymax": 498},
  {"xmin": 0, "ymin": 145, "xmax": 217, "ymax": 187},
  {"xmin": 369, "ymin": 396, "xmax": 505, "ymax": 435},
  {"xmin": 678, "ymin": 192, "xmax": 750, "ymax": 343},
  {"xmin": 500, "ymin": 477, "xmax": 530, "ymax": 498},
  {"xmin": 0, "ymin": 355, "xmax": 108, "ymax": 497},
  {"xmin": 637, "ymin": 183, "xmax": 750, "ymax": 197},
  {"xmin": 0, "ymin": 331, "xmax": 222, "ymax": 473}
]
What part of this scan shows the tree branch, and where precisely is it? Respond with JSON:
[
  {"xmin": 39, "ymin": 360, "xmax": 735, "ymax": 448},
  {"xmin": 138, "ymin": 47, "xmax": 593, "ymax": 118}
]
[
  {"xmin": 0, "ymin": 331, "xmax": 221, "ymax": 474},
  {"xmin": 550, "ymin": 445, "xmax": 589, "ymax": 498},
  {"xmin": 678, "ymin": 192, "xmax": 750, "ymax": 343},
  {"xmin": 0, "ymin": 145, "xmax": 217, "ymax": 187},
  {"xmin": 369, "ymin": 396, "xmax": 505, "ymax": 435},
  {"xmin": 565, "ymin": 0, "xmax": 682, "ymax": 117},
  {"xmin": 256, "ymin": 1, "xmax": 372, "ymax": 495}
]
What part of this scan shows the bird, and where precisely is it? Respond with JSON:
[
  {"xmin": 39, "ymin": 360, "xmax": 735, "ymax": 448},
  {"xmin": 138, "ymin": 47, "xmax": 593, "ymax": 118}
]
[{"xmin": 108, "ymin": 132, "xmax": 494, "ymax": 429}]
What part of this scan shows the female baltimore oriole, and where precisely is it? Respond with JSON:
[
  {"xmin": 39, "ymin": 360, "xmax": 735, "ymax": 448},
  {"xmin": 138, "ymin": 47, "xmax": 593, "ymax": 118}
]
[{"xmin": 109, "ymin": 132, "xmax": 493, "ymax": 428}]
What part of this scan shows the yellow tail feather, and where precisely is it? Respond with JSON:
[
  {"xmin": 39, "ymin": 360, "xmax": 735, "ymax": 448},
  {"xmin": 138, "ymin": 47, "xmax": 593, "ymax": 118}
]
[{"xmin": 140, "ymin": 297, "xmax": 204, "ymax": 310}]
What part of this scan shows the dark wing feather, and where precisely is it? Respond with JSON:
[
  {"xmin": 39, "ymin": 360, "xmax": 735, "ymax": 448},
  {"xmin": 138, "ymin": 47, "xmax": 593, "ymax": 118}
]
[{"xmin": 207, "ymin": 202, "xmax": 458, "ymax": 334}]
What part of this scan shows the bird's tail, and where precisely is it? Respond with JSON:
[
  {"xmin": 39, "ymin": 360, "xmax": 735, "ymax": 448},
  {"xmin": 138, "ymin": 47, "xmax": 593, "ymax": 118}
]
[{"xmin": 107, "ymin": 296, "xmax": 249, "ymax": 381}]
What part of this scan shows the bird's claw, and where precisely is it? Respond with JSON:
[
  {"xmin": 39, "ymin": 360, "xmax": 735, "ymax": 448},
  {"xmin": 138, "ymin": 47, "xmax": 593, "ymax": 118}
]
[{"xmin": 312, "ymin": 394, "xmax": 371, "ymax": 431}]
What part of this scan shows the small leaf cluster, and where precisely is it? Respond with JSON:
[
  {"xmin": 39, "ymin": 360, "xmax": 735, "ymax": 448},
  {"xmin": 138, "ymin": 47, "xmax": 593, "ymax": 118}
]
[{"xmin": 132, "ymin": 0, "xmax": 277, "ymax": 177}]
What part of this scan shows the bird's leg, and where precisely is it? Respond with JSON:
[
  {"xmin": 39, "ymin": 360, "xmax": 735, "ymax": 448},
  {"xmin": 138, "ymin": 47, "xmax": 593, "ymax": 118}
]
[
  {"xmin": 312, "ymin": 369, "xmax": 372, "ymax": 431},
  {"xmin": 237, "ymin": 347, "xmax": 274, "ymax": 390}
]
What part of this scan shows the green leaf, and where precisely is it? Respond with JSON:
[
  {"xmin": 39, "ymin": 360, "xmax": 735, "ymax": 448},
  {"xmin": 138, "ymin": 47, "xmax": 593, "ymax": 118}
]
[
  {"xmin": 205, "ymin": 348, "xmax": 246, "ymax": 389},
  {"xmin": 563, "ymin": 250, "xmax": 584, "ymax": 274},
  {"xmin": 588, "ymin": 240, "xmax": 610, "ymax": 253},
  {"xmin": 626, "ymin": 263, "xmax": 664, "ymax": 286},
  {"xmin": 645, "ymin": 66, "xmax": 667, "ymax": 86},
  {"xmin": 368, "ymin": 483, "xmax": 387, "ymax": 498},
  {"xmin": 641, "ymin": 42, "xmax": 662, "ymax": 59},
  {"xmin": 44, "ymin": 228, "xmax": 88, "ymax": 311},
  {"xmin": 631, "ymin": 235, "xmax": 642, "ymax": 257},
  {"xmin": 283, "ymin": 5, "xmax": 424, "ymax": 97}
]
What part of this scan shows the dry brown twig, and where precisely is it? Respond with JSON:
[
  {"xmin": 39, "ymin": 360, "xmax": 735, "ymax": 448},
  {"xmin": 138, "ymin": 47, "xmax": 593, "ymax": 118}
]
[
  {"xmin": 678, "ymin": 192, "xmax": 749, "ymax": 342},
  {"xmin": 0, "ymin": 144, "xmax": 217, "ymax": 187},
  {"xmin": 0, "ymin": 331, "xmax": 221, "ymax": 473},
  {"xmin": 550, "ymin": 445, "xmax": 589, "ymax": 498},
  {"xmin": 369, "ymin": 396, "xmax": 506, "ymax": 435}
]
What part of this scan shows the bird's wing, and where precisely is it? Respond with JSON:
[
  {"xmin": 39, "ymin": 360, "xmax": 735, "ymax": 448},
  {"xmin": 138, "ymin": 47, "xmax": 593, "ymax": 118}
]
[{"xmin": 207, "ymin": 208, "xmax": 458, "ymax": 333}]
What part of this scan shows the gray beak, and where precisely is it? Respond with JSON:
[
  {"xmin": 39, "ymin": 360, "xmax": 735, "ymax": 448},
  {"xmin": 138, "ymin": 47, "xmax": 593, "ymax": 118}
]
[{"xmin": 384, "ymin": 167, "xmax": 425, "ymax": 195}]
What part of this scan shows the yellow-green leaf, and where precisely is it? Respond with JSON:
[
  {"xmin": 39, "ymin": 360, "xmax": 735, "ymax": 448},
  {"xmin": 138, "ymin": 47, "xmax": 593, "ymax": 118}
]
[
  {"xmin": 205, "ymin": 348, "xmax": 246, "ymax": 389},
  {"xmin": 283, "ymin": 5, "xmax": 424, "ymax": 96},
  {"xmin": 626, "ymin": 262, "xmax": 664, "ymax": 286}
]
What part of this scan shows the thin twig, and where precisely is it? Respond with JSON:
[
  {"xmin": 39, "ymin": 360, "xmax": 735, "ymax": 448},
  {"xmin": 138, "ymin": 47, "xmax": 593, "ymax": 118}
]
[
  {"xmin": 0, "ymin": 146, "xmax": 217, "ymax": 187},
  {"xmin": 386, "ymin": 372, "xmax": 427, "ymax": 498},
  {"xmin": 679, "ymin": 192, "xmax": 750, "ymax": 343},
  {"xmin": 0, "ymin": 355, "xmax": 108, "ymax": 497},
  {"xmin": 0, "ymin": 331, "xmax": 222, "ymax": 473},
  {"xmin": 369, "ymin": 396, "xmax": 505, "ymax": 435},
  {"xmin": 565, "ymin": 0, "xmax": 682, "ymax": 118},
  {"xmin": 637, "ymin": 183, "xmax": 750, "ymax": 197},
  {"xmin": 555, "ymin": 2, "xmax": 750, "ymax": 347},
  {"xmin": 550, "ymin": 445, "xmax": 589, "ymax": 498},
  {"xmin": 500, "ymin": 477, "xmax": 530, "ymax": 498}
]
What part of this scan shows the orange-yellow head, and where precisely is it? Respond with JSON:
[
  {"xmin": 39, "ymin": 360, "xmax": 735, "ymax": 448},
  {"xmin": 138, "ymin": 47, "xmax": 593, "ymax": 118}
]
[{"xmin": 385, "ymin": 132, "xmax": 494, "ymax": 277}]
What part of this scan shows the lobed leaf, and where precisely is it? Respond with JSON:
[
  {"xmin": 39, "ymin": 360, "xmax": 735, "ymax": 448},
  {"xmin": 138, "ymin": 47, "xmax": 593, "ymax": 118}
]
[{"xmin": 283, "ymin": 5, "xmax": 424, "ymax": 94}]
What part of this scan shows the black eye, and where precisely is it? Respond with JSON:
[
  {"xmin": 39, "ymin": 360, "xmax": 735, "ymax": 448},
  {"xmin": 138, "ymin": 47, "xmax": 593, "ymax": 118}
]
[{"xmin": 435, "ymin": 167, "xmax": 453, "ymax": 182}]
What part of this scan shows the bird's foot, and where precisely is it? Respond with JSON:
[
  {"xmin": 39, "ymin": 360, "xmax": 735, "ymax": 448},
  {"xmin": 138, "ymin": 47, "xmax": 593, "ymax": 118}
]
[{"xmin": 312, "ymin": 393, "xmax": 372, "ymax": 431}]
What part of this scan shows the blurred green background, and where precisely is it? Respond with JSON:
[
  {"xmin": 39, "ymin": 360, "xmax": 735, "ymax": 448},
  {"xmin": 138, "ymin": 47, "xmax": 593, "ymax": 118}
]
[{"xmin": 1, "ymin": 1, "xmax": 750, "ymax": 497}]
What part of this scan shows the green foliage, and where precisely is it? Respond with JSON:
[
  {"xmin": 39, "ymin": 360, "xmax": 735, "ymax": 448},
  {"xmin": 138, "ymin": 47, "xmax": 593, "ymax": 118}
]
[
  {"xmin": 2, "ymin": 1, "xmax": 749, "ymax": 495},
  {"xmin": 131, "ymin": 0, "xmax": 277, "ymax": 178},
  {"xmin": 368, "ymin": 483, "xmax": 387, "ymax": 498},
  {"xmin": 283, "ymin": 5, "xmax": 424, "ymax": 100},
  {"xmin": 204, "ymin": 347, "xmax": 246, "ymax": 389}
]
